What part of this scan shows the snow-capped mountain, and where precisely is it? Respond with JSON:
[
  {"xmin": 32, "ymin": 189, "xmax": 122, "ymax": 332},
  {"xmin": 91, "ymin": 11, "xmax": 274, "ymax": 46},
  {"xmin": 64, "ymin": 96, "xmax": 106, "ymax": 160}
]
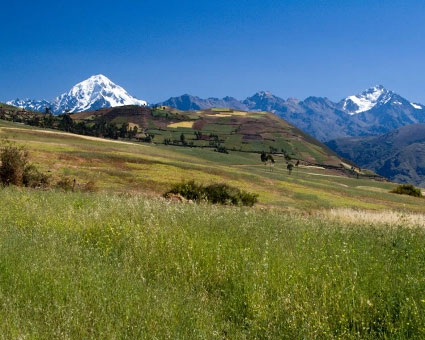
[
  {"xmin": 7, "ymin": 75, "xmax": 147, "ymax": 114},
  {"xmin": 52, "ymin": 75, "xmax": 147, "ymax": 113},
  {"xmin": 339, "ymin": 85, "xmax": 393, "ymax": 115},
  {"xmin": 157, "ymin": 85, "xmax": 425, "ymax": 141},
  {"xmin": 7, "ymin": 98, "xmax": 52, "ymax": 113}
]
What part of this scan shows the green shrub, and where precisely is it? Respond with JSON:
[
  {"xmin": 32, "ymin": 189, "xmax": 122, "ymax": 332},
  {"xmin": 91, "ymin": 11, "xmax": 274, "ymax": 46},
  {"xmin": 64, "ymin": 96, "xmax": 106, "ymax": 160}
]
[
  {"xmin": 0, "ymin": 141, "xmax": 28, "ymax": 186},
  {"xmin": 0, "ymin": 140, "xmax": 50, "ymax": 188},
  {"xmin": 164, "ymin": 181, "xmax": 258, "ymax": 206},
  {"xmin": 164, "ymin": 180, "xmax": 205, "ymax": 201},
  {"xmin": 23, "ymin": 164, "xmax": 50, "ymax": 188},
  {"xmin": 390, "ymin": 184, "xmax": 422, "ymax": 197},
  {"xmin": 56, "ymin": 177, "xmax": 76, "ymax": 192}
]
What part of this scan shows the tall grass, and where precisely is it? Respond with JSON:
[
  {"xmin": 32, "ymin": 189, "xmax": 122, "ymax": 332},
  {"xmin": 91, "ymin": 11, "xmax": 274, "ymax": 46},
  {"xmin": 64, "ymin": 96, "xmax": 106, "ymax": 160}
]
[{"xmin": 0, "ymin": 187, "xmax": 424, "ymax": 339}]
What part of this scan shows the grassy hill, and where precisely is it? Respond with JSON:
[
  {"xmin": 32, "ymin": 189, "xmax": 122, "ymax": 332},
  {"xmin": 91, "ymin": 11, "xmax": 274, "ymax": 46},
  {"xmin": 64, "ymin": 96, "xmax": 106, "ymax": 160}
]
[
  {"xmin": 0, "ymin": 118, "xmax": 423, "ymax": 212},
  {"xmin": 72, "ymin": 105, "xmax": 343, "ymax": 165},
  {"xmin": 1, "ymin": 118, "xmax": 425, "ymax": 338},
  {"xmin": 1, "ymin": 104, "xmax": 344, "ymax": 166}
]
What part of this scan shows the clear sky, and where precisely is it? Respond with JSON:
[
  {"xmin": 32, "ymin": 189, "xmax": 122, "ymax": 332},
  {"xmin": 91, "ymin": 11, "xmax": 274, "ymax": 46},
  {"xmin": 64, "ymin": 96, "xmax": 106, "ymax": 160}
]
[{"xmin": 1, "ymin": 0, "xmax": 425, "ymax": 104}]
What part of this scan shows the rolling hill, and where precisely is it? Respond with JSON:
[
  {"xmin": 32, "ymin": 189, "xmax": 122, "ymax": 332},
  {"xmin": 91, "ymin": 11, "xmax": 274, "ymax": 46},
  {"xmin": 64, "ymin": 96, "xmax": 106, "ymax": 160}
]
[
  {"xmin": 1, "ymin": 117, "xmax": 422, "ymax": 212},
  {"xmin": 71, "ymin": 105, "xmax": 346, "ymax": 167},
  {"xmin": 326, "ymin": 123, "xmax": 425, "ymax": 187}
]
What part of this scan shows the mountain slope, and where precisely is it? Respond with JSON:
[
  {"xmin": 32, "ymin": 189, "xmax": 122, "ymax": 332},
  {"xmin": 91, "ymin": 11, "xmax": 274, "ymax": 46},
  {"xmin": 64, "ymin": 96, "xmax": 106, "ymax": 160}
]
[
  {"xmin": 338, "ymin": 85, "xmax": 393, "ymax": 114},
  {"xmin": 5, "ymin": 98, "xmax": 52, "ymax": 113},
  {"xmin": 7, "ymin": 75, "xmax": 147, "ymax": 114},
  {"xmin": 69, "ymin": 105, "xmax": 343, "ymax": 167},
  {"xmin": 158, "ymin": 94, "xmax": 248, "ymax": 111},
  {"xmin": 326, "ymin": 124, "xmax": 425, "ymax": 186},
  {"xmin": 157, "ymin": 87, "xmax": 425, "ymax": 142}
]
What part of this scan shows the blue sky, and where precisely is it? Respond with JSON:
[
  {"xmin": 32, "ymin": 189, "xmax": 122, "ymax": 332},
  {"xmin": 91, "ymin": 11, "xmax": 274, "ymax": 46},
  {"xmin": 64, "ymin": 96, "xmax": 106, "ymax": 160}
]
[{"xmin": 1, "ymin": 0, "xmax": 425, "ymax": 103}]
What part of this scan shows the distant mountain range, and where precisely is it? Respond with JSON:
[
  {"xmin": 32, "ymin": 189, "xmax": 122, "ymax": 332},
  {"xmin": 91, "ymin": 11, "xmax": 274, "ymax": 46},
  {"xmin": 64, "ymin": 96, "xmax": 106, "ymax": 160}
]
[
  {"xmin": 7, "ymin": 76, "xmax": 425, "ymax": 143},
  {"xmin": 158, "ymin": 86, "xmax": 425, "ymax": 141},
  {"xmin": 7, "ymin": 75, "xmax": 147, "ymax": 114},
  {"xmin": 326, "ymin": 124, "xmax": 425, "ymax": 187}
]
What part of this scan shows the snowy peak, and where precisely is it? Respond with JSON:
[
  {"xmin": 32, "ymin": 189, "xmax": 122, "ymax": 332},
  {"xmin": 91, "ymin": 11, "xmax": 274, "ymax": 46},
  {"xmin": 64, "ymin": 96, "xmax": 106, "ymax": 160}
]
[
  {"xmin": 7, "ymin": 75, "xmax": 147, "ymax": 114},
  {"xmin": 7, "ymin": 98, "xmax": 51, "ymax": 112},
  {"xmin": 340, "ymin": 85, "xmax": 393, "ymax": 115},
  {"xmin": 52, "ymin": 74, "xmax": 147, "ymax": 113}
]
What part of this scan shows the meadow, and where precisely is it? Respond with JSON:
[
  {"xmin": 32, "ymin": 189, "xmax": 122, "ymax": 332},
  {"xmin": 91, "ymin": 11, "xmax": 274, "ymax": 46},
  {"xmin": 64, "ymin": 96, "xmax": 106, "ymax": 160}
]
[
  {"xmin": 1, "ymin": 187, "xmax": 424, "ymax": 339},
  {"xmin": 1, "ymin": 120, "xmax": 425, "ymax": 339}
]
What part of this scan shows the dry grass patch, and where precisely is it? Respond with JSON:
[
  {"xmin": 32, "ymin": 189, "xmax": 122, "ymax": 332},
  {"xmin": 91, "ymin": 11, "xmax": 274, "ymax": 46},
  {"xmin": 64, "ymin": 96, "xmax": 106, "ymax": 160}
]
[
  {"xmin": 167, "ymin": 121, "xmax": 194, "ymax": 128},
  {"xmin": 322, "ymin": 208, "xmax": 425, "ymax": 227}
]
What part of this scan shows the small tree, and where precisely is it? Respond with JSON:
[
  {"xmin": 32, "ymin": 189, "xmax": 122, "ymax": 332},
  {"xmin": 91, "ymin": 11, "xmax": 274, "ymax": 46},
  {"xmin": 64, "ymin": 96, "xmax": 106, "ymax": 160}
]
[
  {"xmin": 180, "ymin": 133, "xmax": 186, "ymax": 145},
  {"xmin": 287, "ymin": 163, "xmax": 294, "ymax": 175},
  {"xmin": 261, "ymin": 152, "xmax": 275, "ymax": 171},
  {"xmin": 266, "ymin": 154, "xmax": 275, "ymax": 171}
]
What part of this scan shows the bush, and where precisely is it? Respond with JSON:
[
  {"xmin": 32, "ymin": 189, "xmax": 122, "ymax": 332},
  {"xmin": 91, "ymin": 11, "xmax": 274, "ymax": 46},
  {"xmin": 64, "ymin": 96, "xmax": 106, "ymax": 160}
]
[
  {"xmin": 82, "ymin": 180, "xmax": 98, "ymax": 192},
  {"xmin": 164, "ymin": 181, "xmax": 258, "ymax": 207},
  {"xmin": 0, "ymin": 141, "xmax": 50, "ymax": 188},
  {"xmin": 390, "ymin": 184, "xmax": 422, "ymax": 197},
  {"xmin": 215, "ymin": 145, "xmax": 229, "ymax": 154},
  {"xmin": 23, "ymin": 164, "xmax": 50, "ymax": 188},
  {"xmin": 56, "ymin": 177, "xmax": 76, "ymax": 192},
  {"xmin": 164, "ymin": 181, "xmax": 206, "ymax": 201},
  {"xmin": 0, "ymin": 141, "xmax": 28, "ymax": 186}
]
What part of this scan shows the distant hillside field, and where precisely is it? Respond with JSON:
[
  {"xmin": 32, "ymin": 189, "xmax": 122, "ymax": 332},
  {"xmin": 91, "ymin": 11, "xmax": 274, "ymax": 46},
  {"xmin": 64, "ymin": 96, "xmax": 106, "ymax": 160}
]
[
  {"xmin": 1, "ymin": 119, "xmax": 424, "ymax": 212},
  {"xmin": 71, "ymin": 105, "xmax": 343, "ymax": 166}
]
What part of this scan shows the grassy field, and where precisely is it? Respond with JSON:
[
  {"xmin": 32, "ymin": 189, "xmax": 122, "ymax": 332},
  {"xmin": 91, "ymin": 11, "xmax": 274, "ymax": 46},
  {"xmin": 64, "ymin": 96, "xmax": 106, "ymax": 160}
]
[
  {"xmin": 0, "ymin": 187, "xmax": 424, "ymax": 339},
  {"xmin": 1, "ymin": 119, "xmax": 425, "ymax": 213},
  {"xmin": 1, "ymin": 120, "xmax": 425, "ymax": 338}
]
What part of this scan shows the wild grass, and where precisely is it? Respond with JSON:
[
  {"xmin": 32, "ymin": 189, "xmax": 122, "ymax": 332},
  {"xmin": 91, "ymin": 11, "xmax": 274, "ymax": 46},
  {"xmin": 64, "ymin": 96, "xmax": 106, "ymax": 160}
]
[
  {"xmin": 0, "ymin": 187, "xmax": 424, "ymax": 339},
  {"xmin": 322, "ymin": 208, "xmax": 425, "ymax": 228}
]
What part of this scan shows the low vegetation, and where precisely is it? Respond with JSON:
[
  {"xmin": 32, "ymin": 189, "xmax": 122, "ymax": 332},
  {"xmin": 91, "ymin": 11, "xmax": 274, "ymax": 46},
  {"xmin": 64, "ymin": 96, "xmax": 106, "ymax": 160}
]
[
  {"xmin": 0, "ymin": 188, "xmax": 424, "ymax": 338},
  {"xmin": 390, "ymin": 184, "xmax": 423, "ymax": 197},
  {"xmin": 0, "ymin": 140, "xmax": 96, "ymax": 192},
  {"xmin": 164, "ymin": 180, "xmax": 258, "ymax": 206},
  {"xmin": 1, "ymin": 120, "xmax": 425, "ymax": 338},
  {"xmin": 0, "ymin": 140, "xmax": 49, "ymax": 188}
]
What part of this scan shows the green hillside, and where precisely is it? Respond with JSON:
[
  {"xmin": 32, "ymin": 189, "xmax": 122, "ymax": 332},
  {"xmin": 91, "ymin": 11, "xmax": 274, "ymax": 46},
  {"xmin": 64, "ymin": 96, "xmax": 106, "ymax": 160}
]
[
  {"xmin": 1, "ymin": 104, "xmax": 346, "ymax": 167},
  {"xmin": 0, "ymin": 119, "xmax": 423, "ymax": 212},
  {"xmin": 73, "ymin": 105, "xmax": 343, "ymax": 166}
]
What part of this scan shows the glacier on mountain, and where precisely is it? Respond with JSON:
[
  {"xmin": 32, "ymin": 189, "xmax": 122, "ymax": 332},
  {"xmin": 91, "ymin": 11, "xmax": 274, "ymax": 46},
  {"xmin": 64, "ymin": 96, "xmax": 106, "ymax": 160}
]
[
  {"xmin": 341, "ymin": 85, "xmax": 393, "ymax": 115},
  {"xmin": 7, "ymin": 74, "xmax": 147, "ymax": 114}
]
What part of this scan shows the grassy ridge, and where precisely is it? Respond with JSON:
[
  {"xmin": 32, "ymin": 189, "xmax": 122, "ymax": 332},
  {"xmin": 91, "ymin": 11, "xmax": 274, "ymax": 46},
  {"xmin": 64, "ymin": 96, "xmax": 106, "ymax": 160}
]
[
  {"xmin": 1, "ymin": 119, "xmax": 425, "ymax": 212},
  {"xmin": 0, "ymin": 187, "xmax": 424, "ymax": 339}
]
